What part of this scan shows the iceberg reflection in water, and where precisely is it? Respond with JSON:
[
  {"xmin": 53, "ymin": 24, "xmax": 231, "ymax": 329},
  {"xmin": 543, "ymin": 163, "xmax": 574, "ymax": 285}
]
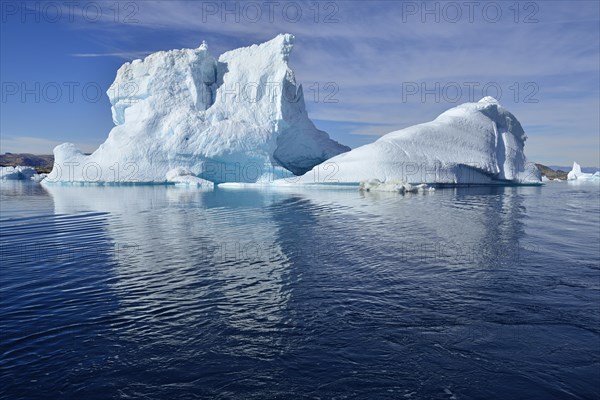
[{"xmin": 1, "ymin": 182, "xmax": 598, "ymax": 399}]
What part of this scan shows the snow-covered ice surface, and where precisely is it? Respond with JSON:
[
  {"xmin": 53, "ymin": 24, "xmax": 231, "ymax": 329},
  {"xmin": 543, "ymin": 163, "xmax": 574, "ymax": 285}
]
[
  {"xmin": 567, "ymin": 162, "xmax": 600, "ymax": 182},
  {"xmin": 45, "ymin": 34, "xmax": 348, "ymax": 184},
  {"xmin": 1, "ymin": 166, "xmax": 38, "ymax": 180},
  {"xmin": 276, "ymin": 97, "xmax": 541, "ymax": 187}
]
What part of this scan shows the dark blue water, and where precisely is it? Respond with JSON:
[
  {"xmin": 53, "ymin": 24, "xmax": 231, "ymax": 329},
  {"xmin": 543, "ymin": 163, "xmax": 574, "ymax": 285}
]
[{"xmin": 1, "ymin": 181, "xmax": 599, "ymax": 399}]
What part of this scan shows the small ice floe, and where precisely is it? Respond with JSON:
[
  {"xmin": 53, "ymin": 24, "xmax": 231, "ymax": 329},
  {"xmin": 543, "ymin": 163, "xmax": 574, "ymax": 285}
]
[
  {"xmin": 359, "ymin": 179, "xmax": 435, "ymax": 193},
  {"xmin": 165, "ymin": 168, "xmax": 214, "ymax": 188},
  {"xmin": 31, "ymin": 173, "xmax": 48, "ymax": 182}
]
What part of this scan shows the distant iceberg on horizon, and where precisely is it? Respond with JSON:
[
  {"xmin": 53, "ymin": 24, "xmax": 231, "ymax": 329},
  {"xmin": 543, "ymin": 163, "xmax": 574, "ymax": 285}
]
[
  {"xmin": 567, "ymin": 162, "xmax": 600, "ymax": 182},
  {"xmin": 0, "ymin": 166, "xmax": 47, "ymax": 181},
  {"xmin": 44, "ymin": 35, "xmax": 540, "ymax": 187}
]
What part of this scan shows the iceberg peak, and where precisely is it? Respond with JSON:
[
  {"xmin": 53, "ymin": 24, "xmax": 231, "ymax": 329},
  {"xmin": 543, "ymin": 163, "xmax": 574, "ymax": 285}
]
[
  {"xmin": 478, "ymin": 96, "xmax": 501, "ymax": 105},
  {"xmin": 248, "ymin": 33, "xmax": 295, "ymax": 61},
  {"xmin": 277, "ymin": 33, "xmax": 295, "ymax": 60},
  {"xmin": 567, "ymin": 161, "xmax": 599, "ymax": 182},
  {"xmin": 570, "ymin": 161, "xmax": 582, "ymax": 175}
]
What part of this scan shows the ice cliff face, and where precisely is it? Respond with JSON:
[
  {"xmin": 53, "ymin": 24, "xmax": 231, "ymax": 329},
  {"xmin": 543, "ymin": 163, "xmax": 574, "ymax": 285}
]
[
  {"xmin": 283, "ymin": 97, "xmax": 541, "ymax": 185},
  {"xmin": 46, "ymin": 34, "xmax": 349, "ymax": 184}
]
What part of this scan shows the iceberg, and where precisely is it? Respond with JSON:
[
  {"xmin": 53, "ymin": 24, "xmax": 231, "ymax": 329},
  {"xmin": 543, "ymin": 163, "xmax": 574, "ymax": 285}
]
[
  {"xmin": 278, "ymin": 97, "xmax": 541, "ymax": 186},
  {"xmin": 567, "ymin": 162, "xmax": 600, "ymax": 182},
  {"xmin": 45, "ymin": 34, "xmax": 348, "ymax": 184},
  {"xmin": 0, "ymin": 166, "xmax": 38, "ymax": 180}
]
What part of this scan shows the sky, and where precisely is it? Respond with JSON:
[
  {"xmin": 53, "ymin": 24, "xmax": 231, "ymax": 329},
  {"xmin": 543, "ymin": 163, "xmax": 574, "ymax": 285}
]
[{"xmin": 1, "ymin": 0, "xmax": 599, "ymax": 166}]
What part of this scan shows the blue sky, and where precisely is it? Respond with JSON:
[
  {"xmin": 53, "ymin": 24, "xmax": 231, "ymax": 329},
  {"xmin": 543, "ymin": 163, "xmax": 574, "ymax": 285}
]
[{"xmin": 1, "ymin": 0, "xmax": 599, "ymax": 166}]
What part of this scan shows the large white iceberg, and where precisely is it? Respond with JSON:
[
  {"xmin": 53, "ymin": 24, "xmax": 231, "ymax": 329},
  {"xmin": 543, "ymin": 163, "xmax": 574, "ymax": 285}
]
[
  {"xmin": 567, "ymin": 162, "xmax": 600, "ymax": 182},
  {"xmin": 278, "ymin": 97, "xmax": 541, "ymax": 186},
  {"xmin": 45, "ymin": 34, "xmax": 348, "ymax": 184}
]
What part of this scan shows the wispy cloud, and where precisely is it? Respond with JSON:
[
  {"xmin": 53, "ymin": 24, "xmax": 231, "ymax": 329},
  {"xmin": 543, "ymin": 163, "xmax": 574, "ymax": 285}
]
[{"xmin": 70, "ymin": 51, "xmax": 154, "ymax": 59}]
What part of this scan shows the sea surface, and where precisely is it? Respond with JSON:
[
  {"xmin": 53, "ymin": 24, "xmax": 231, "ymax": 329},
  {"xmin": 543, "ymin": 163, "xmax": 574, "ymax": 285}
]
[{"xmin": 1, "ymin": 181, "xmax": 599, "ymax": 399}]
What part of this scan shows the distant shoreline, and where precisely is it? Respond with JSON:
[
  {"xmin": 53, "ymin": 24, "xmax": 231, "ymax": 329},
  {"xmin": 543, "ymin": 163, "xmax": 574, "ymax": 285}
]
[
  {"xmin": 0, "ymin": 153, "xmax": 54, "ymax": 173},
  {"xmin": 1, "ymin": 153, "xmax": 597, "ymax": 180}
]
